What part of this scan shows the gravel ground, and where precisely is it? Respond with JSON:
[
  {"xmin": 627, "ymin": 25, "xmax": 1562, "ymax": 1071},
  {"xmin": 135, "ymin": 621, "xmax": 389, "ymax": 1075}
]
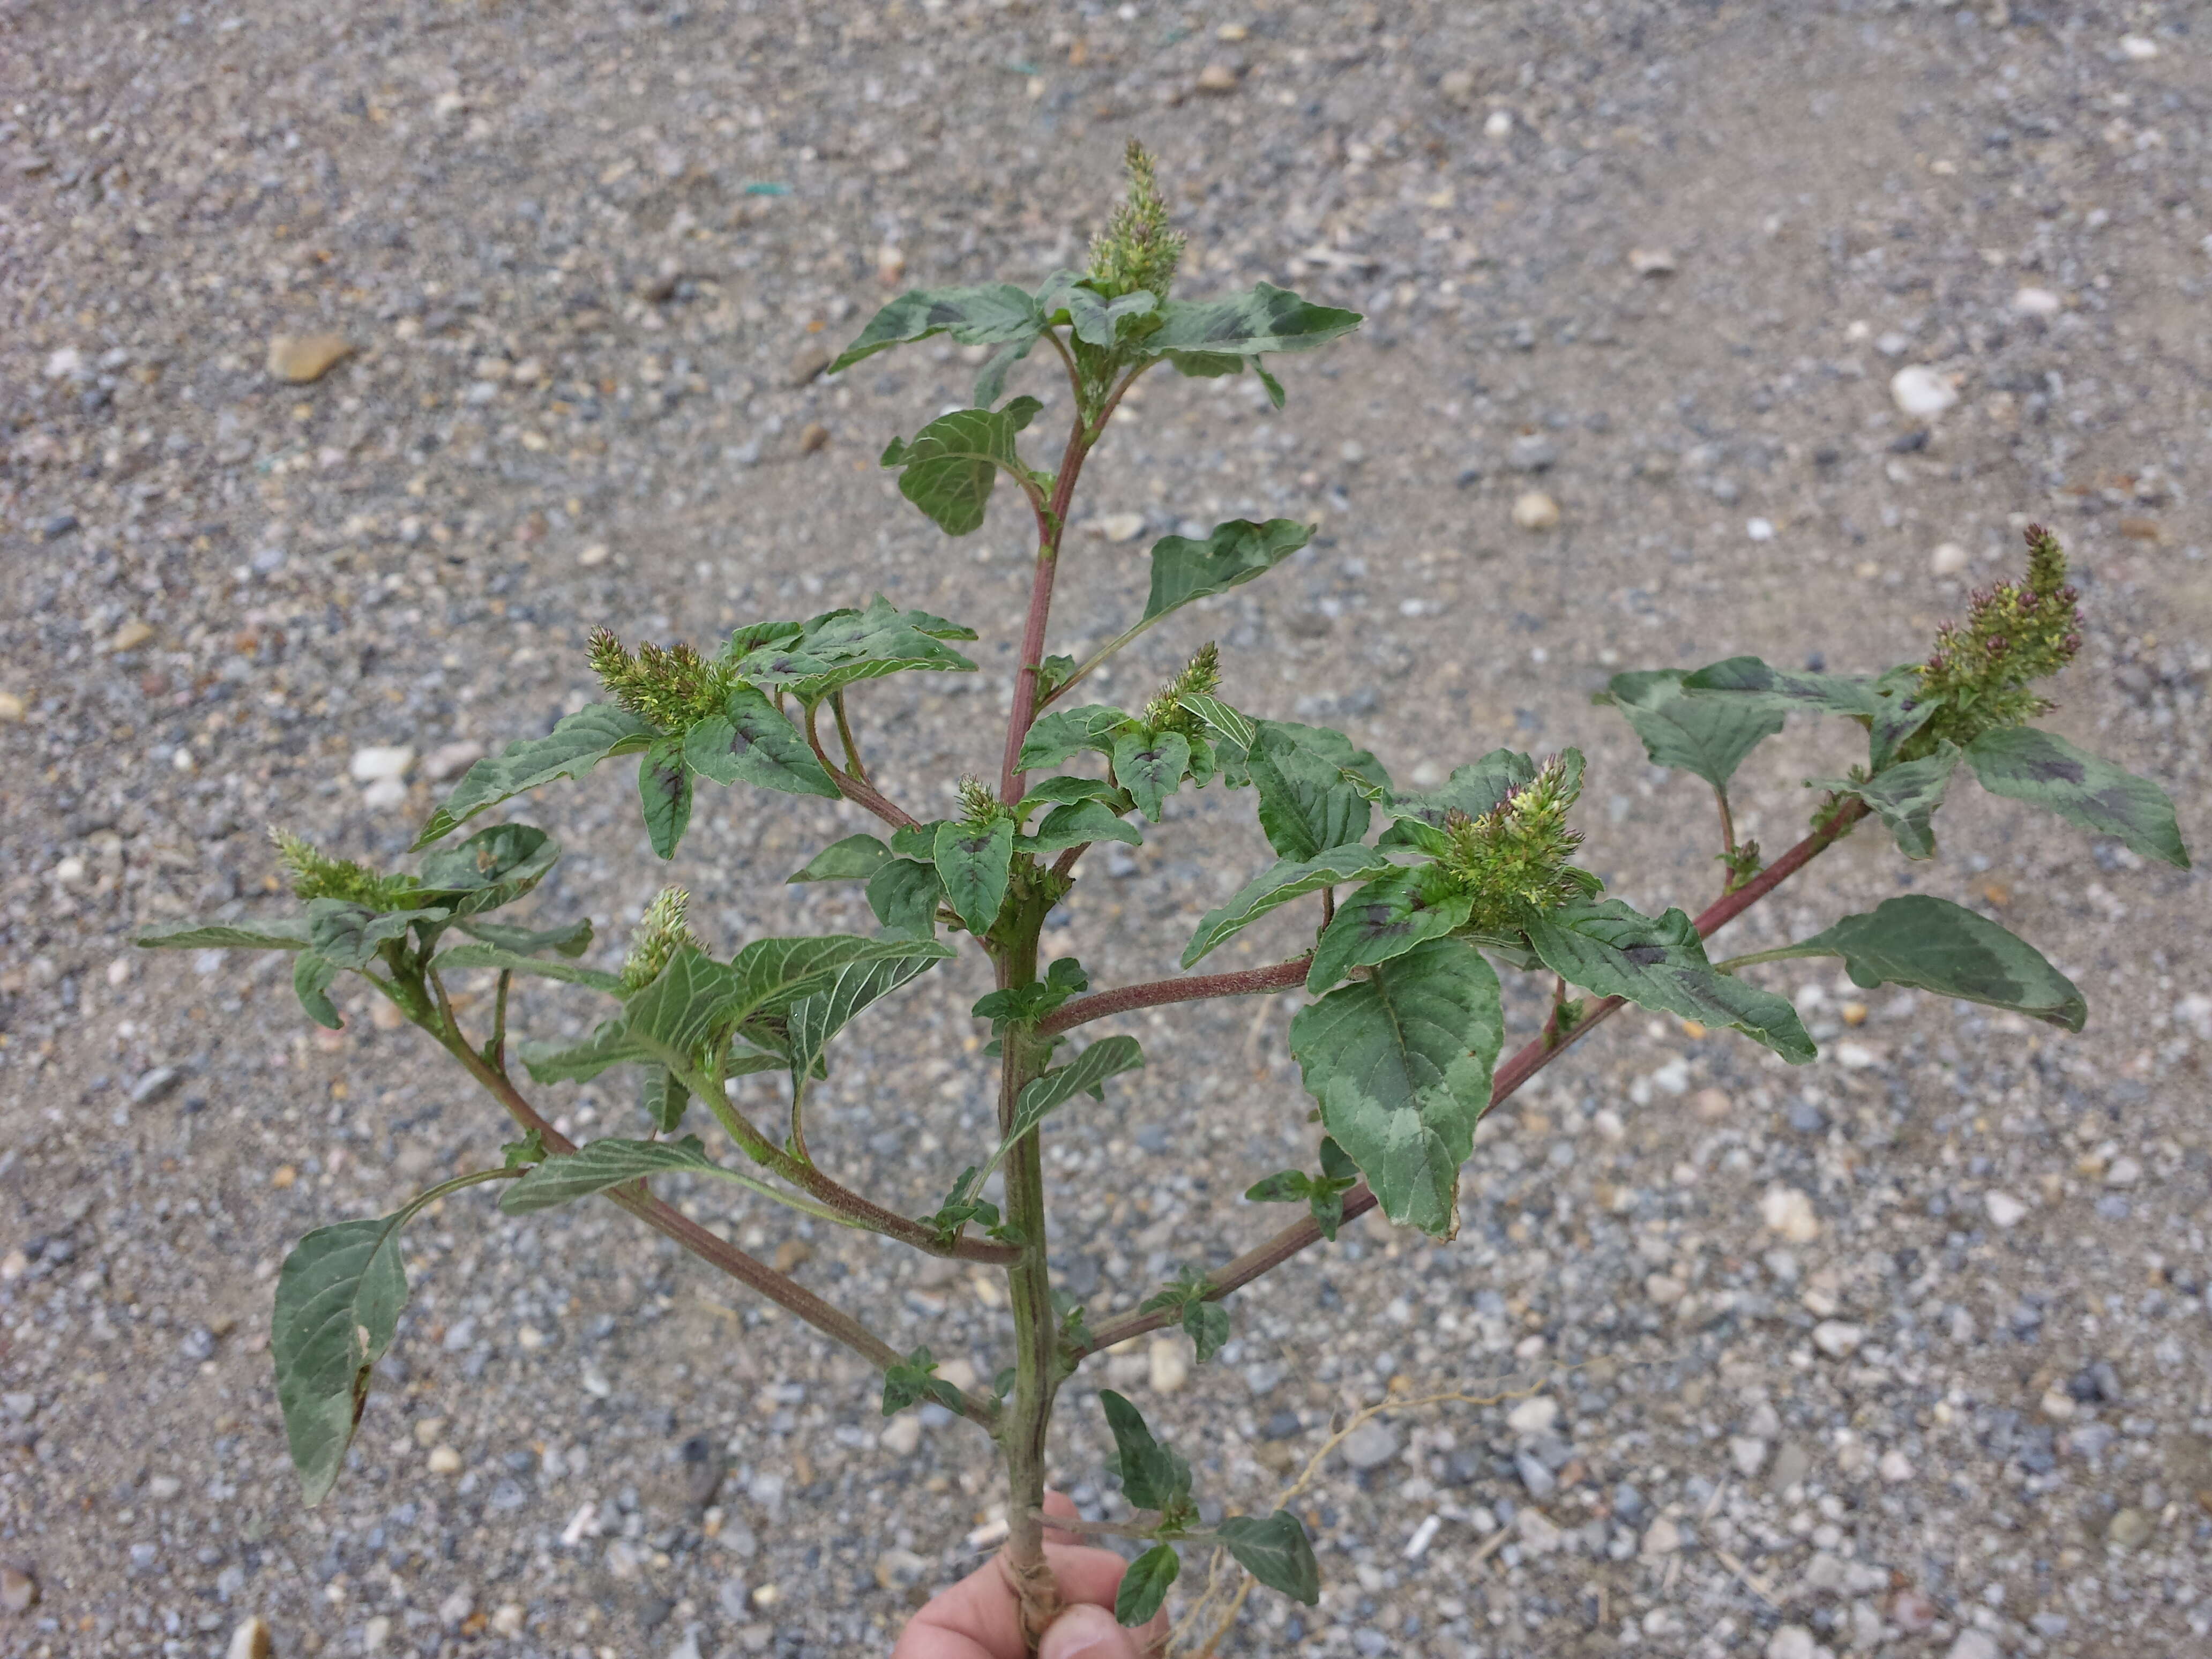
[{"xmin": 4, "ymin": 3, "xmax": 2209, "ymax": 1657}]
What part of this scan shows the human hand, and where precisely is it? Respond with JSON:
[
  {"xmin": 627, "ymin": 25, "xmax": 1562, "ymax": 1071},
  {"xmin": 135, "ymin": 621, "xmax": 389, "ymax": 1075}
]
[{"xmin": 890, "ymin": 1491, "xmax": 1169, "ymax": 1659}]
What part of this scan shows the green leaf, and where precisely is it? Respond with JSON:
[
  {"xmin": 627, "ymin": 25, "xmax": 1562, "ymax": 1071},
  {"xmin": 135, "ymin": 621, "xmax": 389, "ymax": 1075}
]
[
  {"xmin": 431, "ymin": 943, "xmax": 625, "ymax": 993},
  {"xmin": 972, "ymin": 335, "xmax": 1036, "ymax": 408},
  {"xmin": 1867, "ymin": 666, "xmax": 1942, "ymax": 771},
  {"xmin": 722, "ymin": 618, "xmax": 804, "ymax": 658},
  {"xmin": 783, "ymin": 951, "xmax": 940, "ymax": 1095},
  {"xmin": 272, "ymin": 1213, "xmax": 413, "ymax": 1504},
  {"xmin": 1247, "ymin": 721, "xmax": 1391, "ymax": 861},
  {"xmin": 1244, "ymin": 1171, "xmax": 1313, "ymax": 1204},
  {"xmin": 1018, "ymin": 774, "xmax": 1126, "ymax": 816},
  {"xmin": 414, "ymin": 703, "xmax": 657, "ymax": 848},
  {"xmin": 997, "ymin": 1035, "xmax": 1145, "ymax": 1157},
  {"xmin": 1378, "ymin": 750, "xmax": 1536, "ymax": 849},
  {"xmin": 1217, "ymin": 1511, "xmax": 1320, "ymax": 1605},
  {"xmin": 1965, "ymin": 727, "xmax": 2190, "ymax": 869},
  {"xmin": 307, "ymin": 898, "xmax": 436, "ymax": 970},
  {"xmin": 1288, "ymin": 939, "xmax": 1503, "ymax": 1237},
  {"xmin": 1113, "ymin": 728, "xmax": 1192, "ymax": 822},
  {"xmin": 1146, "ymin": 281, "xmax": 1362, "ymax": 357},
  {"xmin": 1175, "ymin": 693, "xmax": 1257, "ymax": 758},
  {"xmin": 881, "ymin": 1345, "xmax": 967, "ymax": 1416},
  {"xmin": 413, "ymin": 823, "xmax": 561, "ymax": 916},
  {"xmin": 500, "ymin": 1127, "xmax": 546, "ymax": 1169},
  {"xmin": 1116, "ymin": 1545, "xmax": 1180, "ymax": 1628},
  {"xmin": 829, "ymin": 284, "xmax": 1045, "ymax": 375},
  {"xmin": 733, "ymin": 595, "xmax": 979, "ymax": 705},
  {"xmin": 137, "ymin": 916, "xmax": 313, "ymax": 952},
  {"xmin": 1525, "ymin": 899, "xmax": 1815, "ymax": 1062},
  {"xmin": 499, "ymin": 1136, "xmax": 719, "ymax": 1214},
  {"xmin": 1019, "ymin": 798, "xmax": 1142, "ymax": 855},
  {"xmin": 1036, "ymin": 272, "xmax": 1159, "ymax": 347},
  {"xmin": 1600, "ymin": 669, "xmax": 1785, "ymax": 791},
  {"xmin": 1017, "ymin": 704, "xmax": 1136, "ymax": 771},
  {"xmin": 880, "ymin": 397, "xmax": 1043, "ymax": 536},
  {"xmin": 1810, "ymin": 744, "xmax": 1961, "ymax": 861},
  {"xmin": 640, "ymin": 1065, "xmax": 689, "ymax": 1133},
  {"xmin": 1678, "ymin": 655, "xmax": 1884, "ymax": 719},
  {"xmin": 1141, "ymin": 519, "xmax": 1312, "ymax": 624},
  {"xmin": 1194, "ymin": 849, "xmax": 1398, "ymax": 982},
  {"xmin": 866, "ymin": 858, "xmax": 944, "ymax": 938},
  {"xmin": 1791, "ymin": 895, "xmax": 2086, "ymax": 1032},
  {"xmin": 934, "ymin": 817, "xmax": 1016, "ymax": 933},
  {"xmin": 1305, "ymin": 864, "xmax": 1474, "ymax": 992},
  {"xmin": 682, "ymin": 684, "xmax": 839, "ymax": 798},
  {"xmin": 1182, "ymin": 1300, "xmax": 1230, "ymax": 1365},
  {"xmin": 517, "ymin": 1015, "xmax": 648, "ymax": 1083},
  {"xmin": 293, "ymin": 951, "xmax": 342, "ymax": 1028},
  {"xmin": 455, "ymin": 916, "xmax": 594, "ymax": 958},
  {"xmin": 636, "ymin": 736, "xmax": 693, "ymax": 860},
  {"xmin": 1098, "ymin": 1390, "xmax": 1191, "ymax": 1514},
  {"xmin": 788, "ymin": 834, "xmax": 893, "ymax": 884}
]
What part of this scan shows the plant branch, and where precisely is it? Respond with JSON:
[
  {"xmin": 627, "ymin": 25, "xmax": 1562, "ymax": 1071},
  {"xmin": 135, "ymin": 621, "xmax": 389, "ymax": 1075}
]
[
  {"xmin": 1714, "ymin": 786, "xmax": 1737, "ymax": 856},
  {"xmin": 1073, "ymin": 800, "xmax": 1869, "ymax": 1357},
  {"xmin": 804, "ymin": 713, "xmax": 922, "ymax": 833},
  {"xmin": 830, "ymin": 691, "xmax": 870, "ymax": 783},
  {"xmin": 1038, "ymin": 955, "xmax": 1312, "ymax": 1037}
]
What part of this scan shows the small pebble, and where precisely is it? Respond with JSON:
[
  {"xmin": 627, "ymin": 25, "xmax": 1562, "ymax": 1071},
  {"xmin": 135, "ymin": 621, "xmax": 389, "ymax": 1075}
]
[
  {"xmin": 798, "ymin": 422, "xmax": 830, "ymax": 454},
  {"xmin": 349, "ymin": 745, "xmax": 415, "ymax": 783},
  {"xmin": 1930, "ymin": 541, "xmax": 1971, "ymax": 576},
  {"xmin": 111, "ymin": 619, "xmax": 155, "ymax": 652},
  {"xmin": 0, "ymin": 1565, "xmax": 36, "ymax": 1613},
  {"xmin": 1095, "ymin": 512, "xmax": 1147, "ymax": 543},
  {"xmin": 428, "ymin": 1445, "xmax": 464, "ymax": 1475},
  {"xmin": 1147, "ymin": 1338, "xmax": 1188, "ymax": 1394},
  {"xmin": 1628, "ymin": 246, "xmax": 1676, "ymax": 276},
  {"xmin": 266, "ymin": 333, "xmax": 355, "ymax": 384},
  {"xmin": 1340, "ymin": 1421, "xmax": 1401, "ymax": 1471},
  {"xmin": 1811, "ymin": 1321, "xmax": 1864, "ymax": 1358},
  {"xmin": 1484, "ymin": 109, "xmax": 1513, "ymax": 139},
  {"xmin": 1760, "ymin": 1187, "xmax": 1821, "ymax": 1243},
  {"xmin": 0, "ymin": 691, "xmax": 24, "ymax": 722},
  {"xmin": 1889, "ymin": 364, "xmax": 1959, "ymax": 418},
  {"xmin": 577, "ymin": 543, "xmax": 610, "ymax": 567},
  {"xmin": 423, "ymin": 739, "xmax": 485, "ymax": 782},
  {"xmin": 879, "ymin": 1415, "xmax": 921, "ymax": 1456},
  {"xmin": 1195, "ymin": 63, "xmax": 1240, "ymax": 94},
  {"xmin": 2012, "ymin": 286, "xmax": 2061, "ymax": 317},
  {"xmin": 226, "ymin": 1617, "xmax": 273, "ymax": 1659},
  {"xmin": 1984, "ymin": 1190, "xmax": 2027, "ymax": 1229},
  {"xmin": 1511, "ymin": 491, "xmax": 1559, "ymax": 531}
]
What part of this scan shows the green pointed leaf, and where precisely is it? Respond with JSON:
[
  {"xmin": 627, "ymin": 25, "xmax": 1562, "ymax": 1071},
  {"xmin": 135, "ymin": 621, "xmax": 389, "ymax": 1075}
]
[
  {"xmin": 1867, "ymin": 666, "xmax": 1942, "ymax": 771},
  {"xmin": 732, "ymin": 595, "xmax": 979, "ymax": 705},
  {"xmin": 1305, "ymin": 864, "xmax": 1474, "ymax": 992},
  {"xmin": 1792, "ymin": 895, "xmax": 2086, "ymax": 1031},
  {"xmin": 1679, "ymin": 655, "xmax": 1884, "ymax": 719},
  {"xmin": 640, "ymin": 1065, "xmax": 690, "ymax": 1133},
  {"xmin": 881, "ymin": 1346, "xmax": 967, "ymax": 1417},
  {"xmin": 881, "ymin": 397, "xmax": 1043, "ymax": 536},
  {"xmin": 272, "ymin": 1212, "xmax": 414, "ymax": 1504},
  {"xmin": 722, "ymin": 618, "xmax": 804, "ymax": 658},
  {"xmin": 1018, "ymin": 774, "xmax": 1129, "ymax": 818},
  {"xmin": 414, "ymin": 823, "xmax": 561, "ymax": 915},
  {"xmin": 638, "ymin": 736, "xmax": 693, "ymax": 860},
  {"xmin": 1141, "ymin": 519, "xmax": 1312, "ymax": 624},
  {"xmin": 1966, "ymin": 727, "xmax": 2190, "ymax": 869},
  {"xmin": 1247, "ymin": 721, "xmax": 1391, "ymax": 861},
  {"xmin": 1182, "ymin": 1300, "xmax": 1230, "ymax": 1365},
  {"xmin": 995, "ymin": 1035, "xmax": 1145, "ymax": 1158},
  {"xmin": 1037, "ymin": 272, "xmax": 1159, "ymax": 347},
  {"xmin": 138, "ymin": 916, "xmax": 313, "ymax": 952},
  {"xmin": 682, "ymin": 684, "xmax": 839, "ymax": 798},
  {"xmin": 1174, "ymin": 693, "xmax": 1256, "ymax": 757},
  {"xmin": 499, "ymin": 1136, "xmax": 720, "ymax": 1213},
  {"xmin": 1098, "ymin": 1390, "xmax": 1191, "ymax": 1514},
  {"xmin": 972, "ymin": 334, "xmax": 1035, "ymax": 407},
  {"xmin": 1244, "ymin": 1171, "xmax": 1314, "ymax": 1204},
  {"xmin": 293, "ymin": 951, "xmax": 342, "ymax": 1029},
  {"xmin": 1147, "ymin": 281, "xmax": 1362, "ymax": 357},
  {"xmin": 829, "ymin": 283, "xmax": 1045, "ymax": 375},
  {"xmin": 788, "ymin": 834, "xmax": 893, "ymax": 884},
  {"xmin": 431, "ymin": 943, "xmax": 625, "ymax": 993},
  {"xmin": 934, "ymin": 817, "xmax": 1016, "ymax": 933},
  {"xmin": 866, "ymin": 858, "xmax": 943, "ymax": 938},
  {"xmin": 1019, "ymin": 798, "xmax": 1142, "ymax": 854},
  {"xmin": 1252, "ymin": 358, "xmax": 1287, "ymax": 408},
  {"xmin": 783, "ymin": 951, "xmax": 940, "ymax": 1094},
  {"xmin": 1217, "ymin": 1511, "xmax": 1321, "ymax": 1605},
  {"xmin": 517, "ymin": 1015, "xmax": 647, "ymax": 1084},
  {"xmin": 1600, "ymin": 669, "xmax": 1785, "ymax": 791},
  {"xmin": 307, "ymin": 898, "xmax": 437, "ymax": 971},
  {"xmin": 1810, "ymin": 743, "xmax": 1961, "ymax": 861},
  {"xmin": 1525, "ymin": 899, "xmax": 1815, "ymax": 1062},
  {"xmin": 1116, "ymin": 1545, "xmax": 1180, "ymax": 1628},
  {"xmin": 455, "ymin": 916, "xmax": 594, "ymax": 958},
  {"xmin": 413, "ymin": 704, "xmax": 656, "ymax": 848},
  {"xmin": 1288, "ymin": 939, "xmax": 1503, "ymax": 1237},
  {"xmin": 1378, "ymin": 750, "xmax": 1539, "ymax": 849},
  {"xmin": 1114, "ymin": 728, "xmax": 1191, "ymax": 822},
  {"xmin": 1018, "ymin": 704, "xmax": 1135, "ymax": 771}
]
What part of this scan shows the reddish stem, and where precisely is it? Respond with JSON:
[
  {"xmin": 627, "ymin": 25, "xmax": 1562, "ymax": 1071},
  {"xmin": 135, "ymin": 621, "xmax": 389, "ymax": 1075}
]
[{"xmin": 1039, "ymin": 955, "xmax": 1312, "ymax": 1036}]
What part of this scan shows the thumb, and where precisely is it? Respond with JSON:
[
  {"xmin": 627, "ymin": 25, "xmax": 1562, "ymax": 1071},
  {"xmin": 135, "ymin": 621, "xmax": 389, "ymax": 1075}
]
[{"xmin": 1038, "ymin": 1602, "xmax": 1144, "ymax": 1659}]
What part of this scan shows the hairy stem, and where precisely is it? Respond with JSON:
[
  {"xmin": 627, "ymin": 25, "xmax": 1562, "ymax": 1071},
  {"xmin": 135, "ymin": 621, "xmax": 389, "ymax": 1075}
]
[
  {"xmin": 831, "ymin": 691, "xmax": 870, "ymax": 783},
  {"xmin": 1039, "ymin": 955, "xmax": 1312, "ymax": 1037},
  {"xmin": 1715, "ymin": 786, "xmax": 1738, "ymax": 856},
  {"xmin": 1074, "ymin": 800, "xmax": 1867, "ymax": 1356}
]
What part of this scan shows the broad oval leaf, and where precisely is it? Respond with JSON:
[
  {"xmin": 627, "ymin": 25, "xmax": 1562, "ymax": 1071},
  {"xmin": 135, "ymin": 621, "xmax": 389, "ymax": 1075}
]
[
  {"xmin": 788, "ymin": 834, "xmax": 894, "ymax": 884},
  {"xmin": 414, "ymin": 822, "xmax": 560, "ymax": 915},
  {"xmin": 293, "ymin": 951, "xmax": 342, "ymax": 1029},
  {"xmin": 1964, "ymin": 726, "xmax": 2189, "ymax": 869},
  {"xmin": 1142, "ymin": 518, "xmax": 1312, "ymax": 624},
  {"xmin": 1018, "ymin": 704, "xmax": 1135, "ymax": 772},
  {"xmin": 1184, "ymin": 845, "xmax": 1395, "ymax": 967},
  {"xmin": 732, "ymin": 595, "xmax": 979, "ymax": 705},
  {"xmin": 517, "ymin": 1015, "xmax": 647, "ymax": 1083},
  {"xmin": 1247, "ymin": 721, "xmax": 1390, "ymax": 861},
  {"xmin": 1018, "ymin": 774, "xmax": 1126, "ymax": 816},
  {"xmin": 829, "ymin": 283, "xmax": 1045, "ymax": 375},
  {"xmin": 413, "ymin": 703, "xmax": 656, "ymax": 848},
  {"xmin": 1019, "ymin": 798, "xmax": 1142, "ymax": 855},
  {"xmin": 1378, "ymin": 750, "xmax": 1537, "ymax": 849},
  {"xmin": 866, "ymin": 858, "xmax": 944, "ymax": 938},
  {"xmin": 1147, "ymin": 281, "xmax": 1362, "ymax": 357},
  {"xmin": 1217, "ymin": 1511, "xmax": 1321, "ymax": 1605},
  {"xmin": 881, "ymin": 398, "xmax": 1043, "ymax": 536},
  {"xmin": 640, "ymin": 1065, "xmax": 689, "ymax": 1134},
  {"xmin": 499, "ymin": 1136, "xmax": 719, "ymax": 1214},
  {"xmin": 1600, "ymin": 669, "xmax": 1785, "ymax": 791},
  {"xmin": 682, "ymin": 685, "xmax": 839, "ymax": 799},
  {"xmin": 1116, "ymin": 1544, "xmax": 1180, "ymax": 1628},
  {"xmin": 1113, "ymin": 728, "xmax": 1192, "ymax": 823},
  {"xmin": 138, "ymin": 916, "xmax": 313, "ymax": 952},
  {"xmin": 307, "ymin": 898, "xmax": 435, "ymax": 970},
  {"xmin": 1809, "ymin": 743, "xmax": 1961, "ymax": 861},
  {"xmin": 1288, "ymin": 938, "xmax": 1504, "ymax": 1237},
  {"xmin": 1525, "ymin": 899, "xmax": 1815, "ymax": 1062},
  {"xmin": 1305, "ymin": 864, "xmax": 1474, "ymax": 992},
  {"xmin": 638, "ymin": 736, "xmax": 693, "ymax": 861},
  {"xmin": 1792, "ymin": 895, "xmax": 2086, "ymax": 1031},
  {"xmin": 934, "ymin": 817, "xmax": 1016, "ymax": 933},
  {"xmin": 1679, "ymin": 655, "xmax": 1884, "ymax": 719},
  {"xmin": 1036, "ymin": 271, "xmax": 1159, "ymax": 348}
]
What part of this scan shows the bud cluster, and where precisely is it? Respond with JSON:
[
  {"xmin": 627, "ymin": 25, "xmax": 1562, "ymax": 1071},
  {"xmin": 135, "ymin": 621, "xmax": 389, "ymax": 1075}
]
[
  {"xmin": 1086, "ymin": 140, "xmax": 1184, "ymax": 302},
  {"xmin": 1434, "ymin": 754, "xmax": 1591, "ymax": 932},
  {"xmin": 1914, "ymin": 525, "xmax": 2083, "ymax": 743},
  {"xmin": 956, "ymin": 776, "xmax": 1013, "ymax": 832},
  {"xmin": 1143, "ymin": 642, "xmax": 1221, "ymax": 736},
  {"xmin": 587, "ymin": 629, "xmax": 737, "ymax": 732},
  {"xmin": 621, "ymin": 886, "xmax": 703, "ymax": 992},
  {"xmin": 270, "ymin": 827, "xmax": 420, "ymax": 909}
]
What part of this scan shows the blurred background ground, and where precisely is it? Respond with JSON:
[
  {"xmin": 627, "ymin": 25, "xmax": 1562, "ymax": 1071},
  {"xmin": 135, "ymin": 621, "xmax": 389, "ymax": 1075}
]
[{"xmin": 2, "ymin": 2, "xmax": 2209, "ymax": 1656}]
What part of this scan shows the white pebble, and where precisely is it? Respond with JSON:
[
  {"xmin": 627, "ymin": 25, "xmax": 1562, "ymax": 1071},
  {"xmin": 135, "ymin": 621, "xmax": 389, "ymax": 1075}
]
[
  {"xmin": 1484, "ymin": 109, "xmax": 1513, "ymax": 139},
  {"xmin": 1766, "ymin": 1627, "xmax": 1817, "ymax": 1659},
  {"xmin": 1930, "ymin": 541, "xmax": 1971, "ymax": 577},
  {"xmin": 1984, "ymin": 1190, "xmax": 2028, "ymax": 1229},
  {"xmin": 2120, "ymin": 35, "xmax": 2159, "ymax": 61},
  {"xmin": 349, "ymin": 745, "xmax": 415, "ymax": 783},
  {"xmin": 1812, "ymin": 1321, "xmax": 1864, "ymax": 1358},
  {"xmin": 1511, "ymin": 491, "xmax": 1559, "ymax": 532},
  {"xmin": 1730, "ymin": 1436, "xmax": 1770, "ymax": 1477},
  {"xmin": 1506, "ymin": 1396, "xmax": 1558, "ymax": 1436},
  {"xmin": 879, "ymin": 1414, "xmax": 922, "ymax": 1456},
  {"xmin": 1889, "ymin": 364, "xmax": 1959, "ymax": 419},
  {"xmin": 1746, "ymin": 518, "xmax": 1775, "ymax": 542},
  {"xmin": 1878, "ymin": 1448, "xmax": 1915, "ymax": 1483},
  {"xmin": 361, "ymin": 778, "xmax": 410, "ymax": 812},
  {"xmin": 2012, "ymin": 287, "xmax": 2061, "ymax": 318},
  {"xmin": 424, "ymin": 739, "xmax": 486, "ymax": 782},
  {"xmin": 1148, "ymin": 1337, "xmax": 1189, "ymax": 1394},
  {"xmin": 1760, "ymin": 1186, "xmax": 1821, "ymax": 1244},
  {"xmin": 1095, "ymin": 512, "xmax": 1147, "ymax": 544}
]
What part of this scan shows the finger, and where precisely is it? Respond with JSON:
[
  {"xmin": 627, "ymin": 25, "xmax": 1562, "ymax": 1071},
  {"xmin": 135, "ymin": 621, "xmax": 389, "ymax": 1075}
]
[
  {"xmin": 891, "ymin": 1542, "xmax": 1147, "ymax": 1659},
  {"xmin": 1040, "ymin": 1602, "xmax": 1146, "ymax": 1659}
]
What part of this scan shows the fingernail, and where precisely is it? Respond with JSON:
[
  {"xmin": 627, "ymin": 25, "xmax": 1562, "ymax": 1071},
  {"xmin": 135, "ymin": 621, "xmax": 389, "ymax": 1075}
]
[{"xmin": 1040, "ymin": 1603, "xmax": 1135, "ymax": 1659}]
